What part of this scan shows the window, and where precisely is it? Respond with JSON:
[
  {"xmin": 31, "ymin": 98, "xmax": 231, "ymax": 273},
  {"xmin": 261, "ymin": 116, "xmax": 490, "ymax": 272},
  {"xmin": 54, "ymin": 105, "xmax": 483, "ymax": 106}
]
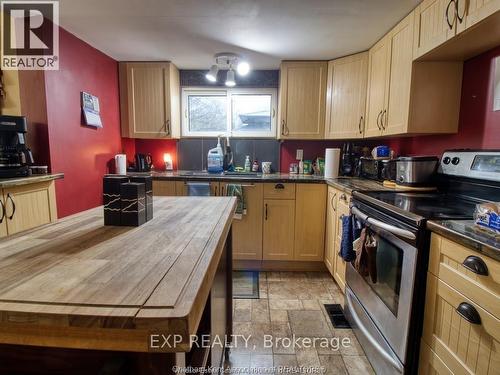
[{"xmin": 182, "ymin": 88, "xmax": 277, "ymax": 137}]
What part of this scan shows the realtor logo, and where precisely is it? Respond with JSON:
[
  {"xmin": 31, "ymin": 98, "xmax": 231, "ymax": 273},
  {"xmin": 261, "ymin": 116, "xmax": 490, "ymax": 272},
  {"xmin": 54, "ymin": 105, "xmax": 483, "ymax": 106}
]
[{"xmin": 1, "ymin": 0, "xmax": 59, "ymax": 70}]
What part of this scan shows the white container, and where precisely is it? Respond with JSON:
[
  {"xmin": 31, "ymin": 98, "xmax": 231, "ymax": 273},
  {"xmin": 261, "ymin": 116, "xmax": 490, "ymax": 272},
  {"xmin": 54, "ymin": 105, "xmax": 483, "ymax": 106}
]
[
  {"xmin": 207, "ymin": 137, "xmax": 224, "ymax": 173},
  {"xmin": 262, "ymin": 161, "xmax": 272, "ymax": 174},
  {"xmin": 115, "ymin": 154, "xmax": 127, "ymax": 175},
  {"xmin": 324, "ymin": 148, "xmax": 340, "ymax": 178}
]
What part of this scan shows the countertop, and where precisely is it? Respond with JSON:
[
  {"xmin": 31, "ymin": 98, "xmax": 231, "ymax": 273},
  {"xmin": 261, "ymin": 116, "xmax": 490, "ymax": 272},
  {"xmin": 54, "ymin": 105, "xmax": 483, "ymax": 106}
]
[
  {"xmin": 130, "ymin": 171, "xmax": 391, "ymax": 193},
  {"xmin": 0, "ymin": 173, "xmax": 64, "ymax": 188},
  {"xmin": 0, "ymin": 196, "xmax": 236, "ymax": 352},
  {"xmin": 427, "ymin": 220, "xmax": 499, "ymax": 261}
]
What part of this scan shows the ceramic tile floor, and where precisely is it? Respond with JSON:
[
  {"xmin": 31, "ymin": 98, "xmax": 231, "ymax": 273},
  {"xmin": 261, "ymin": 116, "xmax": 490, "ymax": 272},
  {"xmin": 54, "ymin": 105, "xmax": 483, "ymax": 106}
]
[{"xmin": 226, "ymin": 272, "xmax": 374, "ymax": 374}]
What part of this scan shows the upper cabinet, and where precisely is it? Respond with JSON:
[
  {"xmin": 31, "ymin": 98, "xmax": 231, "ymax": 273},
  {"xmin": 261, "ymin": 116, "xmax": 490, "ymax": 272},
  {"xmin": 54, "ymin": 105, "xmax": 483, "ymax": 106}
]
[
  {"xmin": 278, "ymin": 61, "xmax": 327, "ymax": 139},
  {"xmin": 119, "ymin": 62, "xmax": 180, "ymax": 139},
  {"xmin": 365, "ymin": 12, "xmax": 464, "ymax": 137},
  {"xmin": 0, "ymin": 70, "xmax": 21, "ymax": 116},
  {"xmin": 325, "ymin": 52, "xmax": 368, "ymax": 139},
  {"xmin": 414, "ymin": 0, "xmax": 500, "ymax": 60}
]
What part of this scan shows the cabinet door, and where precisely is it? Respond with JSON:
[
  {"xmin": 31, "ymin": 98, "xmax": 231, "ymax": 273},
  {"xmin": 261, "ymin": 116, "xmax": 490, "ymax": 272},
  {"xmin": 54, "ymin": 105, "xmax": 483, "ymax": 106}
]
[
  {"xmin": 384, "ymin": 13, "xmax": 414, "ymax": 136},
  {"xmin": 120, "ymin": 62, "xmax": 179, "ymax": 139},
  {"xmin": 365, "ymin": 38, "xmax": 390, "ymax": 138},
  {"xmin": 0, "ymin": 196, "xmax": 7, "ymax": 238},
  {"xmin": 333, "ymin": 193, "xmax": 350, "ymax": 293},
  {"xmin": 3, "ymin": 181, "xmax": 57, "ymax": 236},
  {"xmin": 294, "ymin": 184, "xmax": 326, "ymax": 261},
  {"xmin": 0, "ymin": 70, "xmax": 21, "ymax": 116},
  {"xmin": 457, "ymin": 0, "xmax": 500, "ymax": 31},
  {"xmin": 413, "ymin": 0, "xmax": 456, "ymax": 59},
  {"xmin": 324, "ymin": 188, "xmax": 338, "ymax": 274},
  {"xmin": 263, "ymin": 199, "xmax": 295, "ymax": 260},
  {"xmin": 223, "ymin": 183, "xmax": 263, "ymax": 260},
  {"xmin": 279, "ymin": 62, "xmax": 327, "ymax": 139},
  {"xmin": 422, "ymin": 273, "xmax": 500, "ymax": 375},
  {"xmin": 325, "ymin": 53, "xmax": 368, "ymax": 139},
  {"xmin": 152, "ymin": 180, "xmax": 176, "ymax": 196}
]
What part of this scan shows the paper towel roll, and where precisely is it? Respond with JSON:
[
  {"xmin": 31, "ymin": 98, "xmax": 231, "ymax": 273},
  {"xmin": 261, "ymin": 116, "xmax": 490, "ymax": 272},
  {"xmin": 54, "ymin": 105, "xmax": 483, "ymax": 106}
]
[
  {"xmin": 115, "ymin": 154, "xmax": 127, "ymax": 175},
  {"xmin": 324, "ymin": 148, "xmax": 340, "ymax": 179}
]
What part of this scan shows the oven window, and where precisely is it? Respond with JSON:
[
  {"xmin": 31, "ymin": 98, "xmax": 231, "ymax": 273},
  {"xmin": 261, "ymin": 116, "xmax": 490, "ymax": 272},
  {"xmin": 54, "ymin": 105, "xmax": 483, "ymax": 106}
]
[{"xmin": 362, "ymin": 229, "xmax": 403, "ymax": 316}]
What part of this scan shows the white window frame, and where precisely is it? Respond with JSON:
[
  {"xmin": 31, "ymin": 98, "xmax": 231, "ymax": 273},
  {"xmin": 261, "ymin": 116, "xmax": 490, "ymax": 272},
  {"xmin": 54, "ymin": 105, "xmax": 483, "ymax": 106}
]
[{"xmin": 181, "ymin": 87, "xmax": 277, "ymax": 138}]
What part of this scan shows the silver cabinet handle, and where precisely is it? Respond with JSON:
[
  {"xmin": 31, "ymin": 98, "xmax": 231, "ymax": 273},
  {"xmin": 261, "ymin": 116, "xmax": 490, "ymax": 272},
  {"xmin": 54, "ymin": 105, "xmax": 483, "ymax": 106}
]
[
  {"xmin": 281, "ymin": 120, "xmax": 289, "ymax": 136},
  {"xmin": 358, "ymin": 116, "xmax": 364, "ymax": 134},
  {"xmin": 376, "ymin": 110, "xmax": 383, "ymax": 130},
  {"xmin": 330, "ymin": 193, "xmax": 336, "ymax": 211},
  {"xmin": 351, "ymin": 206, "xmax": 416, "ymax": 240},
  {"xmin": 165, "ymin": 119, "xmax": 170, "ymax": 135},
  {"xmin": 381, "ymin": 109, "xmax": 387, "ymax": 130},
  {"xmin": 346, "ymin": 289, "xmax": 404, "ymax": 373}
]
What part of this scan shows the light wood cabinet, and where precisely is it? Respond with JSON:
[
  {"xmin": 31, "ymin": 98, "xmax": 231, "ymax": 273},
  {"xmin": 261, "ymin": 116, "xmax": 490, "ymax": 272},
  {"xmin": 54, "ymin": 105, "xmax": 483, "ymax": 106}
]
[
  {"xmin": 119, "ymin": 62, "xmax": 180, "ymax": 139},
  {"xmin": 152, "ymin": 180, "xmax": 177, "ymax": 196},
  {"xmin": 294, "ymin": 184, "xmax": 326, "ymax": 261},
  {"xmin": 420, "ymin": 233, "xmax": 500, "ymax": 374},
  {"xmin": 333, "ymin": 192, "xmax": 350, "ymax": 293},
  {"xmin": 263, "ymin": 199, "xmax": 295, "ymax": 261},
  {"xmin": 278, "ymin": 61, "xmax": 327, "ymax": 139},
  {"xmin": 0, "ymin": 70, "xmax": 22, "ymax": 116},
  {"xmin": 365, "ymin": 12, "xmax": 463, "ymax": 138},
  {"xmin": 413, "ymin": 0, "xmax": 455, "ymax": 59},
  {"xmin": 1, "ymin": 181, "xmax": 57, "ymax": 236},
  {"xmin": 263, "ymin": 183, "xmax": 296, "ymax": 200},
  {"xmin": 457, "ymin": 0, "xmax": 500, "ymax": 30},
  {"xmin": 325, "ymin": 53, "xmax": 368, "ymax": 139},
  {"xmin": 324, "ymin": 187, "xmax": 338, "ymax": 274},
  {"xmin": 222, "ymin": 183, "xmax": 263, "ymax": 260}
]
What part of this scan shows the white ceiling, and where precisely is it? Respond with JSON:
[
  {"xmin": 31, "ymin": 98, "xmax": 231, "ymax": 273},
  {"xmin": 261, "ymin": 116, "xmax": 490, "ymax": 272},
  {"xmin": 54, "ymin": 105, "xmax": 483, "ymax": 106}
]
[{"xmin": 59, "ymin": 0, "xmax": 421, "ymax": 69}]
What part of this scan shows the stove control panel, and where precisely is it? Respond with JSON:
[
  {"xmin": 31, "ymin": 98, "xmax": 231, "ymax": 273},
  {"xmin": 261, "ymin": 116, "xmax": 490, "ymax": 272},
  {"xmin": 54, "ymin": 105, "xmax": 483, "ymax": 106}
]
[{"xmin": 439, "ymin": 150, "xmax": 500, "ymax": 182}]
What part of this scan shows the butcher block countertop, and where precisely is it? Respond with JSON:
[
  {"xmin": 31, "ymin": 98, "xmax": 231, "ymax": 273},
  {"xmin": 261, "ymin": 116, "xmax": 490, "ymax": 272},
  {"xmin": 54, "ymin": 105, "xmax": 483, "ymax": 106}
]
[{"xmin": 0, "ymin": 196, "xmax": 236, "ymax": 353}]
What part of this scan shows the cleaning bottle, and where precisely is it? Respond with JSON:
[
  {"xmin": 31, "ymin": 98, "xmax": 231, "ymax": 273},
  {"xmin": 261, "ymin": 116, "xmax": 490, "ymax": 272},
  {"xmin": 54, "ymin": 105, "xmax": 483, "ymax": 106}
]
[
  {"xmin": 207, "ymin": 136, "xmax": 224, "ymax": 173},
  {"xmin": 244, "ymin": 155, "xmax": 251, "ymax": 172}
]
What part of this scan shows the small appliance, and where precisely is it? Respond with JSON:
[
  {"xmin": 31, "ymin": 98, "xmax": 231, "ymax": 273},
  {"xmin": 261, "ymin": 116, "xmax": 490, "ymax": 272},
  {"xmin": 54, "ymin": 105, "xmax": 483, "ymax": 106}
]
[
  {"xmin": 134, "ymin": 153, "xmax": 152, "ymax": 172},
  {"xmin": 359, "ymin": 157, "xmax": 389, "ymax": 181},
  {"xmin": 0, "ymin": 115, "xmax": 34, "ymax": 178},
  {"xmin": 395, "ymin": 156, "xmax": 439, "ymax": 186},
  {"xmin": 341, "ymin": 142, "xmax": 355, "ymax": 176}
]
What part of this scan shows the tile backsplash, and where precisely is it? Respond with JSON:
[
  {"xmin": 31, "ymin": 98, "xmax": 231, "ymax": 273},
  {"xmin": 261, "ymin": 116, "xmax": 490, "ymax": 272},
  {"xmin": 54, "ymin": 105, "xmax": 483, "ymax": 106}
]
[{"xmin": 178, "ymin": 138, "xmax": 280, "ymax": 172}]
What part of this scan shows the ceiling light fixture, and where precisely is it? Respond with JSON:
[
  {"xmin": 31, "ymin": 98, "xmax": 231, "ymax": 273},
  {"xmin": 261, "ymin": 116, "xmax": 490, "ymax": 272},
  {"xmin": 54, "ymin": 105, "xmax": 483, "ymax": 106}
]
[
  {"xmin": 205, "ymin": 64, "xmax": 218, "ymax": 82},
  {"xmin": 206, "ymin": 53, "xmax": 250, "ymax": 86},
  {"xmin": 225, "ymin": 69, "xmax": 236, "ymax": 87}
]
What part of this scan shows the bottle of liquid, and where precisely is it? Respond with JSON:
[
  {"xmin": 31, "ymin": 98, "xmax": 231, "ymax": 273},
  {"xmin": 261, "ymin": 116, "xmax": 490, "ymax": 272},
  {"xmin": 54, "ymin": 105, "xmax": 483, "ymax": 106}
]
[
  {"xmin": 244, "ymin": 155, "xmax": 251, "ymax": 172},
  {"xmin": 223, "ymin": 137, "xmax": 234, "ymax": 171},
  {"xmin": 252, "ymin": 159, "xmax": 259, "ymax": 172},
  {"xmin": 207, "ymin": 137, "xmax": 224, "ymax": 173}
]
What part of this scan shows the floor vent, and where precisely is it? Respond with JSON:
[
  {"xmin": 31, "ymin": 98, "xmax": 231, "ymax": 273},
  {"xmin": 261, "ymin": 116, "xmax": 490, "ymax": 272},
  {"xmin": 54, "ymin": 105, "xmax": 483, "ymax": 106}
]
[{"xmin": 324, "ymin": 304, "xmax": 351, "ymax": 329}]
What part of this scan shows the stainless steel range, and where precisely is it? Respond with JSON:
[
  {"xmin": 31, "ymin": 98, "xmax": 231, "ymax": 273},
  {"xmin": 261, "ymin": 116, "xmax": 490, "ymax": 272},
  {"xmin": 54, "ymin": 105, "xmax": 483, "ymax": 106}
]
[{"xmin": 345, "ymin": 150, "xmax": 500, "ymax": 374}]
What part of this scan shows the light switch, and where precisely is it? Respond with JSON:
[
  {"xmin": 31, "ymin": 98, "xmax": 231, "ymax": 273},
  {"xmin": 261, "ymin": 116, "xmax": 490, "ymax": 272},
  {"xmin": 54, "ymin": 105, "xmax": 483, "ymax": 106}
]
[{"xmin": 296, "ymin": 149, "xmax": 303, "ymax": 161}]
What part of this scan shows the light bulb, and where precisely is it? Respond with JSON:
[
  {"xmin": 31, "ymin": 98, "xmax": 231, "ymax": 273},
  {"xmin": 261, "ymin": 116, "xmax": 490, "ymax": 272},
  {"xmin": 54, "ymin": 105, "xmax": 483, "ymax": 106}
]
[
  {"xmin": 225, "ymin": 69, "xmax": 236, "ymax": 87},
  {"xmin": 206, "ymin": 64, "xmax": 218, "ymax": 82},
  {"xmin": 237, "ymin": 61, "xmax": 250, "ymax": 76}
]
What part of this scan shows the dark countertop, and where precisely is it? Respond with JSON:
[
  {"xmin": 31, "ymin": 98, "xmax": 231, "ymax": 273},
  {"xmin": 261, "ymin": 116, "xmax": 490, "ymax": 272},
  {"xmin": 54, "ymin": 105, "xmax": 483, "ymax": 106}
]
[
  {"xmin": 129, "ymin": 171, "xmax": 392, "ymax": 193},
  {"xmin": 427, "ymin": 220, "xmax": 500, "ymax": 261},
  {"xmin": 0, "ymin": 173, "xmax": 64, "ymax": 188}
]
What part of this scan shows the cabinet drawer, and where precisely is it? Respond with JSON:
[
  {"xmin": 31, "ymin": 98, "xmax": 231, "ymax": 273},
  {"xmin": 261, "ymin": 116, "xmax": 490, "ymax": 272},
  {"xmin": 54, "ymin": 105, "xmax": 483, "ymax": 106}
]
[
  {"xmin": 263, "ymin": 183, "xmax": 296, "ymax": 200},
  {"xmin": 429, "ymin": 234, "xmax": 500, "ymax": 319},
  {"xmin": 423, "ymin": 273, "xmax": 500, "ymax": 375}
]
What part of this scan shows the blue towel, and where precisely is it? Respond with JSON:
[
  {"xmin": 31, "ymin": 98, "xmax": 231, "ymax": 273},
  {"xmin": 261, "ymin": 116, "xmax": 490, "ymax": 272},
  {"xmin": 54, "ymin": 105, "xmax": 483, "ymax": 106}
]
[{"xmin": 340, "ymin": 215, "xmax": 362, "ymax": 262}]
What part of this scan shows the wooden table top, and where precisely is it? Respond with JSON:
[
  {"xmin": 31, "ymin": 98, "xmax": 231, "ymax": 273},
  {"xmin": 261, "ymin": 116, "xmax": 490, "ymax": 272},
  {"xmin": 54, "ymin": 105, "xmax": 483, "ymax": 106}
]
[{"xmin": 0, "ymin": 197, "xmax": 236, "ymax": 351}]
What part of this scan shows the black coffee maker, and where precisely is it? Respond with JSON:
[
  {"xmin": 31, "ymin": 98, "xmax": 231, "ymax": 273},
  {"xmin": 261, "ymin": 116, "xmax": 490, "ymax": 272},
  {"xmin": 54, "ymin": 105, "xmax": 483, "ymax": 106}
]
[{"xmin": 0, "ymin": 115, "xmax": 34, "ymax": 178}]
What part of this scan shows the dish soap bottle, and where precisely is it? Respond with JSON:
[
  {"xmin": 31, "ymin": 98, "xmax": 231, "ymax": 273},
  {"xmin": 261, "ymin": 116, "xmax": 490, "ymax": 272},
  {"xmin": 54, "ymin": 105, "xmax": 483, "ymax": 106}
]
[
  {"xmin": 207, "ymin": 137, "xmax": 224, "ymax": 174},
  {"xmin": 244, "ymin": 155, "xmax": 251, "ymax": 172}
]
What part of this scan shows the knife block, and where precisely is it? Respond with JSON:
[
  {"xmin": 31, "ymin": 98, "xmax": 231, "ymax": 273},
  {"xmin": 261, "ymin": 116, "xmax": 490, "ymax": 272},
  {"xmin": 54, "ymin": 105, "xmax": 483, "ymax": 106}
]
[
  {"xmin": 130, "ymin": 176, "xmax": 153, "ymax": 221},
  {"xmin": 103, "ymin": 176, "xmax": 129, "ymax": 225},
  {"xmin": 120, "ymin": 182, "xmax": 146, "ymax": 227}
]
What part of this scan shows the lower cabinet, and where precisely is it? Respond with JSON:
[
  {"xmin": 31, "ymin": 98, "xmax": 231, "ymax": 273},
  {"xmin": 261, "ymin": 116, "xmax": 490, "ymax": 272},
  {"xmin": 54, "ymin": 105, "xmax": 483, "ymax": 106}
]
[
  {"xmin": 324, "ymin": 187, "xmax": 338, "ymax": 273},
  {"xmin": 0, "ymin": 181, "xmax": 57, "ymax": 237},
  {"xmin": 152, "ymin": 180, "xmax": 176, "ymax": 196},
  {"xmin": 221, "ymin": 183, "xmax": 263, "ymax": 260},
  {"xmin": 419, "ymin": 233, "xmax": 500, "ymax": 374},
  {"xmin": 263, "ymin": 199, "xmax": 295, "ymax": 260}
]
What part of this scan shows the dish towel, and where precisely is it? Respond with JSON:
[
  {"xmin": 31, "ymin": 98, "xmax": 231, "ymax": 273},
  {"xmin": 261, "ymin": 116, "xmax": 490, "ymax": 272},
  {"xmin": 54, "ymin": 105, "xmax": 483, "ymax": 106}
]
[
  {"xmin": 340, "ymin": 215, "xmax": 361, "ymax": 262},
  {"xmin": 225, "ymin": 184, "xmax": 246, "ymax": 219}
]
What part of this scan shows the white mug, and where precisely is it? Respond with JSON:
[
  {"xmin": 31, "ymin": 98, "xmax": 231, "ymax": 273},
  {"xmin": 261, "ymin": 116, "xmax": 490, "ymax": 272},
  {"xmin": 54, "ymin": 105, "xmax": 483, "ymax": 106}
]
[{"xmin": 262, "ymin": 161, "xmax": 272, "ymax": 174}]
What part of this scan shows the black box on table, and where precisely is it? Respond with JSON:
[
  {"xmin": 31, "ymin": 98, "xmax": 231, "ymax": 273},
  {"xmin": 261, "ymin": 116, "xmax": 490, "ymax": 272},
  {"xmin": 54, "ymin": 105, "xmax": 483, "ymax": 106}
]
[
  {"xmin": 130, "ymin": 175, "xmax": 153, "ymax": 221},
  {"xmin": 120, "ymin": 182, "xmax": 146, "ymax": 226},
  {"xmin": 103, "ymin": 176, "xmax": 129, "ymax": 225}
]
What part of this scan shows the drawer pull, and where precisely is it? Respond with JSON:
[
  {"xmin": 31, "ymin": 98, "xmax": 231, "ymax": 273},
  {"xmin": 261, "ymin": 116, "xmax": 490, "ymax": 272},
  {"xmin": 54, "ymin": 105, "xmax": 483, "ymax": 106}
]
[
  {"xmin": 6, "ymin": 194, "xmax": 15, "ymax": 220},
  {"xmin": 462, "ymin": 255, "xmax": 488, "ymax": 276},
  {"xmin": 456, "ymin": 302, "xmax": 481, "ymax": 325},
  {"xmin": 274, "ymin": 183, "xmax": 285, "ymax": 190}
]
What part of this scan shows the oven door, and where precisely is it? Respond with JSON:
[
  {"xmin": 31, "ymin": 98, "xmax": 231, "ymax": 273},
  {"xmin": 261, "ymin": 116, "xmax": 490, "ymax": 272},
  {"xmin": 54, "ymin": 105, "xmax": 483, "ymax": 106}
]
[{"xmin": 347, "ymin": 206, "xmax": 418, "ymax": 365}]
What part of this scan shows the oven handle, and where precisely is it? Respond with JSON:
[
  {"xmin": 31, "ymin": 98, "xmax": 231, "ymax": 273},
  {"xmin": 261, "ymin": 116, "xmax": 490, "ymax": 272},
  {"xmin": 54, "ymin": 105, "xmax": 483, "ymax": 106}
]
[
  {"xmin": 351, "ymin": 206, "xmax": 416, "ymax": 240},
  {"xmin": 346, "ymin": 290, "xmax": 405, "ymax": 373}
]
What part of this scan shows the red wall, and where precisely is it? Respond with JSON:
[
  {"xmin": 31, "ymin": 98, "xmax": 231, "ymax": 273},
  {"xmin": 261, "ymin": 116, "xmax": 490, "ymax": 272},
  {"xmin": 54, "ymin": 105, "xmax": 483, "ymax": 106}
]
[
  {"xmin": 135, "ymin": 139, "xmax": 178, "ymax": 170},
  {"xmin": 44, "ymin": 29, "xmax": 123, "ymax": 218},
  {"xmin": 387, "ymin": 45, "xmax": 500, "ymax": 156}
]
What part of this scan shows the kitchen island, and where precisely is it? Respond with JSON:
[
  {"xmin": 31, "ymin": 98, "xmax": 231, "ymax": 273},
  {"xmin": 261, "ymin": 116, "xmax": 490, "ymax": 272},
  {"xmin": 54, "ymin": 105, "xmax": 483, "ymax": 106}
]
[{"xmin": 0, "ymin": 196, "xmax": 236, "ymax": 374}]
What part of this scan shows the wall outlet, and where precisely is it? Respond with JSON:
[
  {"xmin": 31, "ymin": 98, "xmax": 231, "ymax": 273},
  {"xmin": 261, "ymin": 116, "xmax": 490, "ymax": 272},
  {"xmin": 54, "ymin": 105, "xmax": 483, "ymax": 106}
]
[{"xmin": 296, "ymin": 149, "xmax": 303, "ymax": 161}]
